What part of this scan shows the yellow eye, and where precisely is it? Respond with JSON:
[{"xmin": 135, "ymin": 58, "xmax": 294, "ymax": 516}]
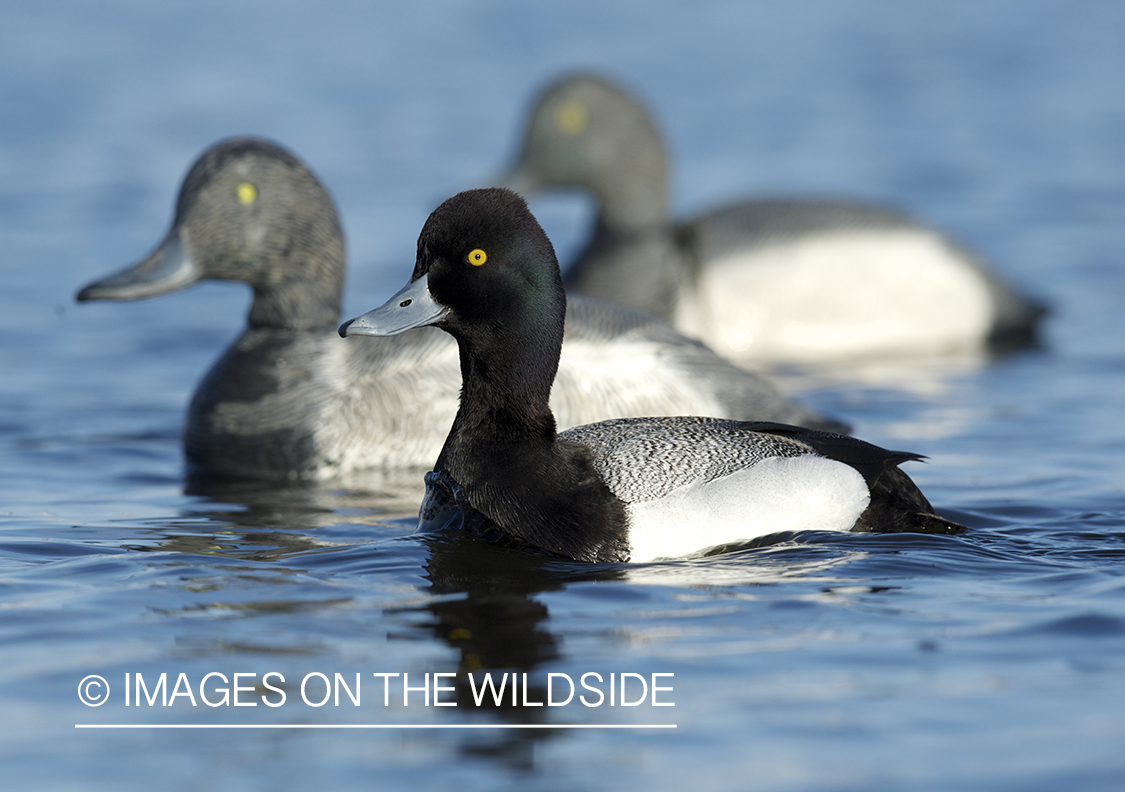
[
  {"xmin": 236, "ymin": 182, "xmax": 257, "ymax": 205},
  {"xmin": 467, "ymin": 248, "xmax": 487, "ymax": 266},
  {"xmin": 555, "ymin": 100, "xmax": 589, "ymax": 135}
]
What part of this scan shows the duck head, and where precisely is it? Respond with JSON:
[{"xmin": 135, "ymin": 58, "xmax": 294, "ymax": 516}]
[
  {"xmin": 341, "ymin": 188, "xmax": 565, "ymax": 405},
  {"xmin": 77, "ymin": 138, "xmax": 345, "ymax": 331},
  {"xmin": 498, "ymin": 74, "xmax": 669, "ymax": 231}
]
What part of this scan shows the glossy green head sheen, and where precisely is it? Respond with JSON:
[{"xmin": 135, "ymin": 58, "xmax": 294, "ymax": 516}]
[
  {"xmin": 340, "ymin": 188, "xmax": 569, "ymax": 450},
  {"xmin": 420, "ymin": 188, "xmax": 562, "ymax": 330},
  {"xmin": 343, "ymin": 188, "xmax": 565, "ymax": 352}
]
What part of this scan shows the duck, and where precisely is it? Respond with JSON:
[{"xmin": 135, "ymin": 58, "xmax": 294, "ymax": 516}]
[
  {"xmin": 339, "ymin": 188, "xmax": 965, "ymax": 563},
  {"xmin": 498, "ymin": 74, "xmax": 1045, "ymax": 364},
  {"xmin": 76, "ymin": 138, "xmax": 842, "ymax": 482}
]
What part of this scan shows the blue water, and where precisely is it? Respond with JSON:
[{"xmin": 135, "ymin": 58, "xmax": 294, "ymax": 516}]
[{"xmin": 3, "ymin": 2, "xmax": 1125, "ymax": 790}]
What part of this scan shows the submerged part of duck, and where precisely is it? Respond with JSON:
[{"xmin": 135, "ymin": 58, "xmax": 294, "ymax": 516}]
[
  {"xmin": 499, "ymin": 74, "xmax": 1045, "ymax": 364},
  {"xmin": 341, "ymin": 188, "xmax": 964, "ymax": 563},
  {"xmin": 76, "ymin": 138, "xmax": 843, "ymax": 481}
]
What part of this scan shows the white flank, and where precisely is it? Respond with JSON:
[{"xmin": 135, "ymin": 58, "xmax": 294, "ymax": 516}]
[
  {"xmin": 675, "ymin": 229, "xmax": 994, "ymax": 363},
  {"xmin": 552, "ymin": 338, "xmax": 722, "ymax": 430},
  {"xmin": 625, "ymin": 455, "xmax": 871, "ymax": 563}
]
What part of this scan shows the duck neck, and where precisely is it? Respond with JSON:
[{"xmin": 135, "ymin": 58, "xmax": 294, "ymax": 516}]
[
  {"xmin": 432, "ymin": 297, "xmax": 630, "ymax": 563},
  {"xmin": 596, "ymin": 176, "xmax": 669, "ymax": 236},
  {"xmin": 248, "ymin": 274, "xmax": 343, "ymax": 331},
  {"xmin": 593, "ymin": 129, "xmax": 670, "ymax": 235},
  {"xmin": 246, "ymin": 234, "xmax": 346, "ymax": 332},
  {"xmin": 437, "ymin": 315, "xmax": 562, "ymax": 477}
]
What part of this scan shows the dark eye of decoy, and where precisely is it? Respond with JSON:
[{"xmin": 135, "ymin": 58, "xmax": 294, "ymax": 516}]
[
  {"xmin": 236, "ymin": 182, "xmax": 258, "ymax": 205},
  {"xmin": 467, "ymin": 248, "xmax": 487, "ymax": 266}
]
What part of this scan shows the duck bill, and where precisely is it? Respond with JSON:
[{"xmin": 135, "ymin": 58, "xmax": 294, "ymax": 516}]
[
  {"xmin": 76, "ymin": 231, "xmax": 202, "ymax": 302},
  {"xmin": 339, "ymin": 273, "xmax": 450, "ymax": 337}
]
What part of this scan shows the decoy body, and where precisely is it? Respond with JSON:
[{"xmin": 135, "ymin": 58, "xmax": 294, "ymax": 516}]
[
  {"xmin": 77, "ymin": 138, "xmax": 840, "ymax": 482},
  {"xmin": 500, "ymin": 74, "xmax": 1045, "ymax": 364},
  {"xmin": 341, "ymin": 189, "xmax": 964, "ymax": 563}
]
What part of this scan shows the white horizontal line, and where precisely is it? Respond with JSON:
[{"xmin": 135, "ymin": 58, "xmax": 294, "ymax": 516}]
[{"xmin": 76, "ymin": 723, "xmax": 676, "ymax": 730}]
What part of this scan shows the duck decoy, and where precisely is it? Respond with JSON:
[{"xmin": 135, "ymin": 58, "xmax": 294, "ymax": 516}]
[
  {"xmin": 77, "ymin": 138, "xmax": 842, "ymax": 481},
  {"xmin": 499, "ymin": 74, "xmax": 1045, "ymax": 364}
]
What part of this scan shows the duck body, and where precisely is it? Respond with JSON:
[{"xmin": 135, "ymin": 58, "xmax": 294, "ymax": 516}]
[
  {"xmin": 77, "ymin": 138, "xmax": 841, "ymax": 482},
  {"xmin": 185, "ymin": 296, "xmax": 841, "ymax": 479},
  {"xmin": 183, "ymin": 324, "xmax": 457, "ymax": 478},
  {"xmin": 501, "ymin": 74, "xmax": 1045, "ymax": 363},
  {"xmin": 341, "ymin": 188, "xmax": 963, "ymax": 563}
]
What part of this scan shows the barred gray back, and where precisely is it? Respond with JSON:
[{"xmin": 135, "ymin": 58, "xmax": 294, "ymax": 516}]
[{"xmin": 558, "ymin": 416, "xmax": 817, "ymax": 504}]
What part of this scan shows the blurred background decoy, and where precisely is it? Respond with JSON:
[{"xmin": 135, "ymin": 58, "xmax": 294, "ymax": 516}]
[
  {"xmin": 498, "ymin": 74, "xmax": 1046, "ymax": 365},
  {"xmin": 76, "ymin": 137, "xmax": 844, "ymax": 482}
]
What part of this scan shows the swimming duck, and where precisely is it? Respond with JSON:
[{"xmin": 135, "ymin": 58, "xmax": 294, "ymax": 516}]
[
  {"xmin": 499, "ymin": 74, "xmax": 1045, "ymax": 364},
  {"xmin": 340, "ymin": 188, "xmax": 964, "ymax": 563},
  {"xmin": 76, "ymin": 138, "xmax": 841, "ymax": 481}
]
